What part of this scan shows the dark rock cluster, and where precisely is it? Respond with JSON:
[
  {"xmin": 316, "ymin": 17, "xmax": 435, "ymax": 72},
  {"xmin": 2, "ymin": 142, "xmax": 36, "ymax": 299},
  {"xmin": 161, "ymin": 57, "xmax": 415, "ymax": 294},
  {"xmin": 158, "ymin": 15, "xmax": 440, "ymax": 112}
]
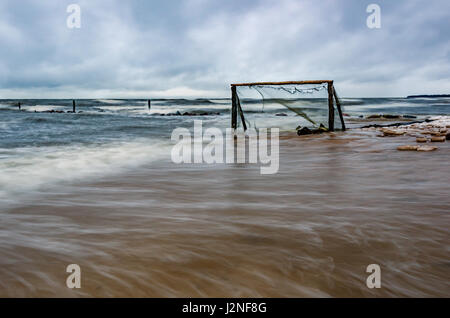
[
  {"xmin": 366, "ymin": 114, "xmax": 417, "ymax": 119},
  {"xmin": 157, "ymin": 111, "xmax": 220, "ymax": 116},
  {"xmin": 296, "ymin": 124, "xmax": 329, "ymax": 136}
]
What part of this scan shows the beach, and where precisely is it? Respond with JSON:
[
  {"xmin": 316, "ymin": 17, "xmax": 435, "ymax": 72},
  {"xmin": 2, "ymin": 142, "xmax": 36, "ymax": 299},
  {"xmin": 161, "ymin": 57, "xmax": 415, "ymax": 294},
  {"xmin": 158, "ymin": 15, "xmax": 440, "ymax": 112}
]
[
  {"xmin": 0, "ymin": 106, "xmax": 449, "ymax": 297},
  {"xmin": 2, "ymin": 0, "xmax": 449, "ymax": 306}
]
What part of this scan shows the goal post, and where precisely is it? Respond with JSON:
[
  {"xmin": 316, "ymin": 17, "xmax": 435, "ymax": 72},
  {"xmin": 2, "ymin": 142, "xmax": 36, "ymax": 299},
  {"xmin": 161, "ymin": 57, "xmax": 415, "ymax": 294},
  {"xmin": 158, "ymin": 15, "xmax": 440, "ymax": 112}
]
[{"xmin": 230, "ymin": 80, "xmax": 346, "ymax": 132}]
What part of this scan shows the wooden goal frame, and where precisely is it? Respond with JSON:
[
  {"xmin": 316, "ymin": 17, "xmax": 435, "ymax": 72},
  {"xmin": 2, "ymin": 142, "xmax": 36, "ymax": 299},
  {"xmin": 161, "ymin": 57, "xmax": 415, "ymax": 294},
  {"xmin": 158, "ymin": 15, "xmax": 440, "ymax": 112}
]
[{"xmin": 230, "ymin": 80, "xmax": 346, "ymax": 132}]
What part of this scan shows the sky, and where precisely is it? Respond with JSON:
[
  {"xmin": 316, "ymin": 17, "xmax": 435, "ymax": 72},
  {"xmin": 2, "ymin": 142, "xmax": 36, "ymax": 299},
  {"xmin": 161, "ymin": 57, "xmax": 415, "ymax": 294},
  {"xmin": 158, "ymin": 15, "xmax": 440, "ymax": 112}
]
[{"xmin": 0, "ymin": 0, "xmax": 449, "ymax": 98}]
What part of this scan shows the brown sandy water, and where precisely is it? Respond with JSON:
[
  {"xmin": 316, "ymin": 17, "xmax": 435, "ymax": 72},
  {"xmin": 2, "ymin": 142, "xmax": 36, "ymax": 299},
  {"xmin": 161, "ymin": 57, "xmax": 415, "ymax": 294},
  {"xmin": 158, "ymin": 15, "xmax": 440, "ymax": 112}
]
[{"xmin": 0, "ymin": 130, "xmax": 449, "ymax": 297}]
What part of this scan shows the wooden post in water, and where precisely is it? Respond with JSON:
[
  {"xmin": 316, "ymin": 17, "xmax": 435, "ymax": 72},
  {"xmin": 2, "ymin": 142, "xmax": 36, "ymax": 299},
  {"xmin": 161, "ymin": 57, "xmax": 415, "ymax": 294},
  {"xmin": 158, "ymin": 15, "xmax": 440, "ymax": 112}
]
[
  {"xmin": 327, "ymin": 82, "xmax": 335, "ymax": 131},
  {"xmin": 72, "ymin": 100, "xmax": 76, "ymax": 113},
  {"xmin": 231, "ymin": 86, "xmax": 238, "ymax": 129},
  {"xmin": 333, "ymin": 87, "xmax": 346, "ymax": 131},
  {"xmin": 18, "ymin": 102, "xmax": 21, "ymax": 110},
  {"xmin": 236, "ymin": 95, "xmax": 247, "ymax": 131},
  {"xmin": 148, "ymin": 99, "xmax": 151, "ymax": 110}
]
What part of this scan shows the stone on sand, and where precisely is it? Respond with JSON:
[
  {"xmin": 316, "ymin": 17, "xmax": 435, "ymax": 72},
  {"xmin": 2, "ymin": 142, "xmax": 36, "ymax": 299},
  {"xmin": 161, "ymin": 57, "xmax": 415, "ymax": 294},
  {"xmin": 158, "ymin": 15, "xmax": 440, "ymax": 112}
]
[
  {"xmin": 431, "ymin": 136, "xmax": 446, "ymax": 142},
  {"xmin": 416, "ymin": 137, "xmax": 428, "ymax": 143},
  {"xmin": 417, "ymin": 146, "xmax": 438, "ymax": 152},
  {"xmin": 397, "ymin": 145, "xmax": 419, "ymax": 151},
  {"xmin": 382, "ymin": 128, "xmax": 406, "ymax": 136}
]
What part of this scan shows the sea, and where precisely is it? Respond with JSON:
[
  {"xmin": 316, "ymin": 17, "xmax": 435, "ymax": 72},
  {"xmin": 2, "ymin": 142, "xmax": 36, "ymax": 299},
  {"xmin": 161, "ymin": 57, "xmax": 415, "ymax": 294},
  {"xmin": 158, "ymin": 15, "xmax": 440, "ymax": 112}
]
[{"xmin": 0, "ymin": 97, "xmax": 449, "ymax": 297}]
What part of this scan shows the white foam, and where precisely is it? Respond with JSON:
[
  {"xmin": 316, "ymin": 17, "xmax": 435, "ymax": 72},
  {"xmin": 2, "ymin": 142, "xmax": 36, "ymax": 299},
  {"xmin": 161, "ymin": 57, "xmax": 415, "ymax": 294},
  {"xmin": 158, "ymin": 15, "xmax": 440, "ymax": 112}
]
[
  {"xmin": 0, "ymin": 138, "xmax": 172, "ymax": 207},
  {"xmin": 96, "ymin": 105, "xmax": 143, "ymax": 112},
  {"xmin": 96, "ymin": 99, "xmax": 123, "ymax": 104},
  {"xmin": 25, "ymin": 105, "xmax": 66, "ymax": 112},
  {"xmin": 405, "ymin": 115, "xmax": 450, "ymax": 129}
]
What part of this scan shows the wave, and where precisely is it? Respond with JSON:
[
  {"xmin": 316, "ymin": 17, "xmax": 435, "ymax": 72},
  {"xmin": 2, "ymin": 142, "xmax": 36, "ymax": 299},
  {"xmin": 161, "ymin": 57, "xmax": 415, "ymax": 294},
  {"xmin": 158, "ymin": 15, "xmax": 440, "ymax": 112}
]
[
  {"xmin": 159, "ymin": 98, "xmax": 219, "ymax": 106},
  {"xmin": 0, "ymin": 138, "xmax": 171, "ymax": 208}
]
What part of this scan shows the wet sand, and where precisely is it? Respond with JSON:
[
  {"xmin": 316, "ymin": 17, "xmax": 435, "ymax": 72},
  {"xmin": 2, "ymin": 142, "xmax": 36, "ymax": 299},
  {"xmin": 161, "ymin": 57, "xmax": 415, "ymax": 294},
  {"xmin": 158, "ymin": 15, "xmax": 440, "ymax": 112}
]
[{"xmin": 0, "ymin": 129, "xmax": 449, "ymax": 297}]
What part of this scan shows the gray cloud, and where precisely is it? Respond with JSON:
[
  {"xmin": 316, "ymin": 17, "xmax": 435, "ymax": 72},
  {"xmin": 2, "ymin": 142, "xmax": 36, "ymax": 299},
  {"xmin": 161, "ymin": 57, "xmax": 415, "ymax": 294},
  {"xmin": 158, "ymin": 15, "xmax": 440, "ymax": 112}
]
[{"xmin": 0, "ymin": 0, "xmax": 449, "ymax": 98}]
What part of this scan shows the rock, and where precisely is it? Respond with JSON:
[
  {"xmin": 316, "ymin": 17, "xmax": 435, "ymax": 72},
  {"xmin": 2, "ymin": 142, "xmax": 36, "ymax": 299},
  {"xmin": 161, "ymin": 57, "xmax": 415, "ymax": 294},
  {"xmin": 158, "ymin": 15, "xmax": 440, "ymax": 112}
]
[
  {"xmin": 397, "ymin": 145, "xmax": 419, "ymax": 151},
  {"xmin": 317, "ymin": 123, "xmax": 329, "ymax": 133},
  {"xmin": 48, "ymin": 110, "xmax": 61, "ymax": 113},
  {"xmin": 297, "ymin": 127, "xmax": 313, "ymax": 136},
  {"xmin": 417, "ymin": 146, "xmax": 438, "ymax": 152},
  {"xmin": 382, "ymin": 128, "xmax": 406, "ymax": 136},
  {"xmin": 431, "ymin": 136, "xmax": 446, "ymax": 142},
  {"xmin": 403, "ymin": 115, "xmax": 417, "ymax": 119},
  {"xmin": 275, "ymin": 113, "xmax": 287, "ymax": 116},
  {"xmin": 447, "ymin": 133, "xmax": 450, "ymax": 140},
  {"xmin": 383, "ymin": 114, "xmax": 400, "ymax": 119},
  {"xmin": 367, "ymin": 114, "xmax": 382, "ymax": 119},
  {"xmin": 416, "ymin": 137, "xmax": 428, "ymax": 143},
  {"xmin": 165, "ymin": 111, "xmax": 182, "ymax": 116},
  {"xmin": 297, "ymin": 124, "xmax": 329, "ymax": 136},
  {"xmin": 180, "ymin": 111, "xmax": 218, "ymax": 116}
]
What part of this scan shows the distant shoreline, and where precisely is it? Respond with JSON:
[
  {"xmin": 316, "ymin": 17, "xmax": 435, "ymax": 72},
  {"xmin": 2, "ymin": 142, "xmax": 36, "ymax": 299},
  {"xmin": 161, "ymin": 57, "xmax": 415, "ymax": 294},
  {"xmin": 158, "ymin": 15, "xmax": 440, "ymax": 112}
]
[{"xmin": 406, "ymin": 94, "xmax": 450, "ymax": 99}]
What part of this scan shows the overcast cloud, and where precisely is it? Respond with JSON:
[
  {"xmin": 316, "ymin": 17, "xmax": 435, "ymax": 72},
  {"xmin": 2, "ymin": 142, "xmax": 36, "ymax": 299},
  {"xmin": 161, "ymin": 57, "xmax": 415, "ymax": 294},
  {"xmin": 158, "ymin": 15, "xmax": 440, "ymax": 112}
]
[{"xmin": 0, "ymin": 0, "xmax": 449, "ymax": 98}]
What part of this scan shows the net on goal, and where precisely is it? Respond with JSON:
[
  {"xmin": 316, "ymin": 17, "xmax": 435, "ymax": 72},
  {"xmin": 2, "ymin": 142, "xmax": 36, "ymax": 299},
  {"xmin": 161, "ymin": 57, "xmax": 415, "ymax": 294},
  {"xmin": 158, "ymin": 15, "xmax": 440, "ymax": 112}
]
[{"xmin": 230, "ymin": 80, "xmax": 346, "ymax": 133}]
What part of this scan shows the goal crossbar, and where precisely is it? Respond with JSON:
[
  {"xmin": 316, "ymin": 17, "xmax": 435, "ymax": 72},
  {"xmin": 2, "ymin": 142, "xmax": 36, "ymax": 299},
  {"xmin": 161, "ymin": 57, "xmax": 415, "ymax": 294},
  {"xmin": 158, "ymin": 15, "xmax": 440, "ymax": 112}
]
[{"xmin": 231, "ymin": 80, "xmax": 333, "ymax": 87}]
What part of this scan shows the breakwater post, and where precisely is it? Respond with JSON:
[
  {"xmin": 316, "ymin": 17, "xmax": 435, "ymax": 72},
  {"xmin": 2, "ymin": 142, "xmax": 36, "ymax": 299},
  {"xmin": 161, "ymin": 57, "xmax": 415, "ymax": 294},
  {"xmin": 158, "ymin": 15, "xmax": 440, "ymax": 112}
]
[
  {"xmin": 72, "ymin": 100, "xmax": 76, "ymax": 113},
  {"xmin": 18, "ymin": 102, "xmax": 21, "ymax": 110},
  {"xmin": 148, "ymin": 99, "xmax": 151, "ymax": 110},
  {"xmin": 327, "ymin": 81, "xmax": 335, "ymax": 131}
]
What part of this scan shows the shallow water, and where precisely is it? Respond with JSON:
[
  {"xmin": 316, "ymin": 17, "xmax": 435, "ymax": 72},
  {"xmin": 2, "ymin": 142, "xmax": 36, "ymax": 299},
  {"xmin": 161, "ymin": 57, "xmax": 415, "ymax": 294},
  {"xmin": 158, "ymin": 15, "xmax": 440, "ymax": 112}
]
[
  {"xmin": 1, "ymin": 97, "xmax": 448, "ymax": 204},
  {"xmin": 0, "ymin": 130, "xmax": 448, "ymax": 297},
  {"xmin": 0, "ymin": 98, "xmax": 449, "ymax": 297}
]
